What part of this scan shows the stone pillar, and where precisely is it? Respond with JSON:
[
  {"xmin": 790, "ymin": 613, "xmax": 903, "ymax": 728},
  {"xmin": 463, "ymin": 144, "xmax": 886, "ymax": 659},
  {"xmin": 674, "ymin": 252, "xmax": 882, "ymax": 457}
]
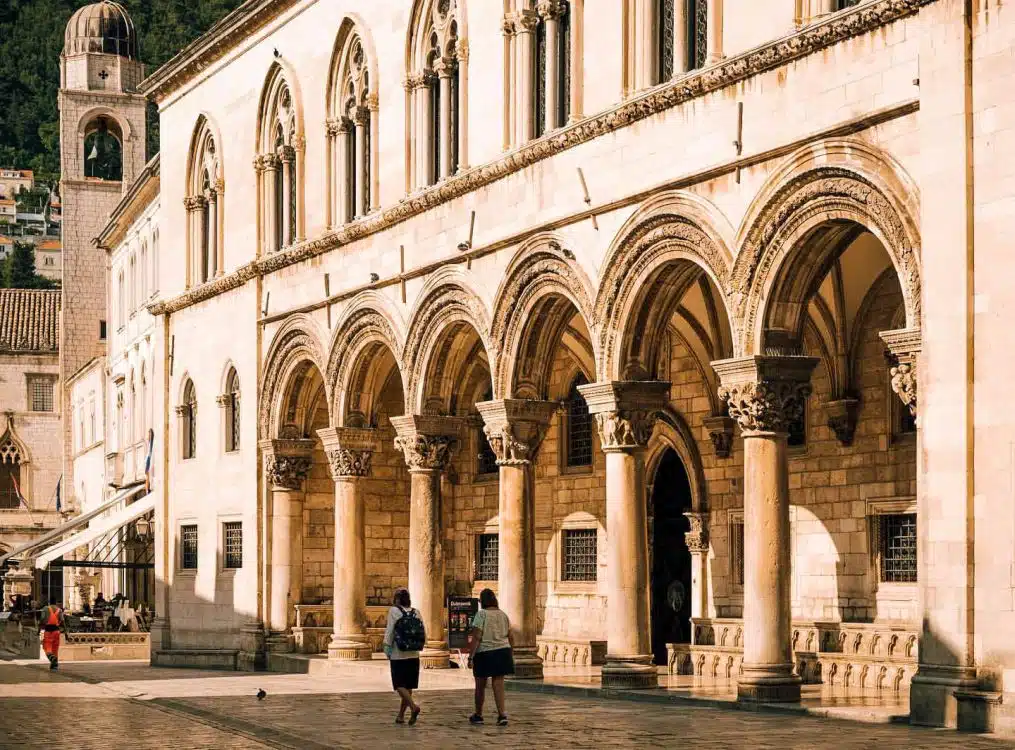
[
  {"xmin": 353, "ymin": 107, "xmax": 369, "ymax": 217},
  {"xmin": 367, "ymin": 94, "xmax": 381, "ymax": 209},
  {"xmin": 672, "ymin": 0, "xmax": 689, "ymax": 76},
  {"xmin": 455, "ymin": 40, "xmax": 469, "ymax": 171},
  {"xmin": 318, "ymin": 427, "xmax": 378, "ymax": 661},
  {"xmin": 683, "ymin": 511, "xmax": 710, "ymax": 620},
  {"xmin": 515, "ymin": 10, "xmax": 538, "ymax": 144},
  {"xmin": 567, "ymin": 0, "xmax": 583, "ymax": 121},
  {"xmin": 260, "ymin": 438, "xmax": 314, "ymax": 647},
  {"xmin": 539, "ymin": 1, "xmax": 562, "ymax": 133},
  {"xmin": 635, "ymin": 0, "xmax": 658, "ymax": 88},
  {"xmin": 502, "ymin": 17, "xmax": 515, "ymax": 148},
  {"xmin": 206, "ymin": 190, "xmax": 218, "ymax": 280},
  {"xmin": 279, "ymin": 146, "xmax": 295, "ymax": 247},
  {"xmin": 213, "ymin": 179, "xmax": 225, "ymax": 275},
  {"xmin": 261, "ymin": 154, "xmax": 280, "ymax": 253},
  {"xmin": 579, "ymin": 381, "xmax": 671, "ymax": 688},
  {"xmin": 436, "ymin": 59, "xmax": 454, "ymax": 181},
  {"xmin": 713, "ymin": 355, "xmax": 817, "ymax": 703},
  {"xmin": 706, "ymin": 0, "xmax": 724, "ymax": 64},
  {"xmin": 477, "ymin": 399, "xmax": 558, "ymax": 679},
  {"xmin": 391, "ymin": 416, "xmax": 464, "ymax": 668}
]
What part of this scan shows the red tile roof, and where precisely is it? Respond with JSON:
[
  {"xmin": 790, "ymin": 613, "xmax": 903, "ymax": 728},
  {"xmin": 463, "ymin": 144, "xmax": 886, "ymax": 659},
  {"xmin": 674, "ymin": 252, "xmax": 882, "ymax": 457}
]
[{"xmin": 0, "ymin": 289, "xmax": 60, "ymax": 353}]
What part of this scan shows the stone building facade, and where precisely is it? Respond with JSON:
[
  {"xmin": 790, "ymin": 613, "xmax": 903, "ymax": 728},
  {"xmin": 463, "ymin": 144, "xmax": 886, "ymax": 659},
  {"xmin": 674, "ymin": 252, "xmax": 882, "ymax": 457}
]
[{"xmin": 58, "ymin": 0, "xmax": 1015, "ymax": 733}]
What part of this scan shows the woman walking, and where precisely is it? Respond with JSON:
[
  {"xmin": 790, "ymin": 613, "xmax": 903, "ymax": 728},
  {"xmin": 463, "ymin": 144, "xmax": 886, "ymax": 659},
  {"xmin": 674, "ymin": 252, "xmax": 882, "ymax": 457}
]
[
  {"xmin": 383, "ymin": 588, "xmax": 423, "ymax": 725},
  {"xmin": 467, "ymin": 588, "xmax": 514, "ymax": 726}
]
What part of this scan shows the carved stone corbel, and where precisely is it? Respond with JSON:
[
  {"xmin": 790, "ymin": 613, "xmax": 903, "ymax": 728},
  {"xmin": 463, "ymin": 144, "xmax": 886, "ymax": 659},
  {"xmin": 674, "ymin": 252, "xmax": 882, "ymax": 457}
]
[
  {"xmin": 683, "ymin": 511, "xmax": 709, "ymax": 554},
  {"xmin": 880, "ymin": 328, "xmax": 921, "ymax": 420},
  {"xmin": 703, "ymin": 415, "xmax": 735, "ymax": 459},
  {"xmin": 822, "ymin": 398, "xmax": 860, "ymax": 447}
]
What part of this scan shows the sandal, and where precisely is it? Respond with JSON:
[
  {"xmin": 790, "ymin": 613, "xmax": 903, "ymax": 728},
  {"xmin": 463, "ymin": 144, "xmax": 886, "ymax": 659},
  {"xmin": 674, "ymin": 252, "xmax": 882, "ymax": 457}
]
[
  {"xmin": 469, "ymin": 714, "xmax": 484, "ymax": 724},
  {"xmin": 409, "ymin": 706, "xmax": 421, "ymax": 725},
  {"xmin": 497, "ymin": 715, "xmax": 508, "ymax": 726}
]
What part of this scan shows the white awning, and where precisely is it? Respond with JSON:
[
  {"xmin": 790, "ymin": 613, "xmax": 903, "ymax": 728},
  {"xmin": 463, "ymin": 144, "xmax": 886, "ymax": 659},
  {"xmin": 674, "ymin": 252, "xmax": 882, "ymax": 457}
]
[
  {"xmin": 0, "ymin": 483, "xmax": 146, "ymax": 566},
  {"xmin": 35, "ymin": 491, "xmax": 155, "ymax": 570}
]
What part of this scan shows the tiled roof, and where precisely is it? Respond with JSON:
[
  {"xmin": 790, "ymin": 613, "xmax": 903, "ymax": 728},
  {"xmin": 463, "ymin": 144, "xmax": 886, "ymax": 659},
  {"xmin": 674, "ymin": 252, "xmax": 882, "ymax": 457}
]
[
  {"xmin": 37, "ymin": 240, "xmax": 61, "ymax": 250},
  {"xmin": 0, "ymin": 289, "xmax": 60, "ymax": 353}
]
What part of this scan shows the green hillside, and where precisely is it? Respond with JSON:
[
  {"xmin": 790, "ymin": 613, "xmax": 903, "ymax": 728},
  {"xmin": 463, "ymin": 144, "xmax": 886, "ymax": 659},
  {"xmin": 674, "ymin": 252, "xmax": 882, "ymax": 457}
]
[{"xmin": 0, "ymin": 0, "xmax": 244, "ymax": 185}]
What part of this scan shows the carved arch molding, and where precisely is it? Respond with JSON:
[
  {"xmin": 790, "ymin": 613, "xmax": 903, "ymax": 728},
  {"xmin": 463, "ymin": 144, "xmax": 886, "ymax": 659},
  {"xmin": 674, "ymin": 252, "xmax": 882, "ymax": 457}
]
[{"xmin": 259, "ymin": 325, "xmax": 327, "ymax": 440}]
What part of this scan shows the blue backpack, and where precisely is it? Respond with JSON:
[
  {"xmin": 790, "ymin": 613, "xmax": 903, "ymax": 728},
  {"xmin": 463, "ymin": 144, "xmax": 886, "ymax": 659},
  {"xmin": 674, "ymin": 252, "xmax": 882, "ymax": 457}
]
[{"xmin": 393, "ymin": 607, "xmax": 426, "ymax": 651}]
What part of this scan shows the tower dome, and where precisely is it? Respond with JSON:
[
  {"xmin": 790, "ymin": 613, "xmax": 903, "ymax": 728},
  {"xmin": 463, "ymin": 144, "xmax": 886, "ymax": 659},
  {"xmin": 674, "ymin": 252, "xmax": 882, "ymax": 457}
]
[{"xmin": 64, "ymin": 2, "xmax": 138, "ymax": 60}]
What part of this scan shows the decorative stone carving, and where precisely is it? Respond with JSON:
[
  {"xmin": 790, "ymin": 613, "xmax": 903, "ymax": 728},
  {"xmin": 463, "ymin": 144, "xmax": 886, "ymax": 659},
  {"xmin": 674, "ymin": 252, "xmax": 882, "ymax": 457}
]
[
  {"xmin": 713, "ymin": 356, "xmax": 818, "ymax": 435},
  {"xmin": 683, "ymin": 511, "xmax": 709, "ymax": 554},
  {"xmin": 277, "ymin": 144, "xmax": 296, "ymax": 164},
  {"xmin": 390, "ymin": 415, "xmax": 463, "ymax": 473},
  {"xmin": 326, "ymin": 449, "xmax": 372, "ymax": 478},
  {"xmin": 880, "ymin": 328, "xmax": 921, "ymax": 419},
  {"xmin": 182, "ymin": 195, "xmax": 208, "ymax": 212},
  {"xmin": 264, "ymin": 454, "xmax": 312, "ymax": 490},
  {"xmin": 258, "ymin": 324, "xmax": 327, "ymax": 442},
  {"xmin": 476, "ymin": 400, "xmax": 558, "ymax": 466},
  {"xmin": 317, "ymin": 427, "xmax": 380, "ymax": 480},
  {"xmin": 578, "ymin": 381, "xmax": 670, "ymax": 452},
  {"xmin": 823, "ymin": 398, "xmax": 860, "ymax": 446},
  {"xmin": 149, "ymin": 0, "xmax": 933, "ymax": 320},
  {"xmin": 703, "ymin": 415, "xmax": 735, "ymax": 459},
  {"xmin": 889, "ymin": 363, "xmax": 916, "ymax": 417}
]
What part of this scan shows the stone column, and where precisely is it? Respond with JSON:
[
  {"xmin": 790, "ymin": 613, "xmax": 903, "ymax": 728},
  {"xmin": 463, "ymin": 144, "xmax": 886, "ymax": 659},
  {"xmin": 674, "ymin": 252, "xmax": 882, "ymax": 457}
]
[
  {"xmin": 391, "ymin": 416, "xmax": 463, "ymax": 668},
  {"xmin": 261, "ymin": 154, "xmax": 280, "ymax": 253},
  {"xmin": 213, "ymin": 178, "xmax": 225, "ymax": 275},
  {"xmin": 455, "ymin": 39, "xmax": 469, "ymax": 171},
  {"xmin": 477, "ymin": 399, "xmax": 558, "ymax": 679},
  {"xmin": 539, "ymin": 1, "xmax": 562, "ymax": 132},
  {"xmin": 182, "ymin": 196, "xmax": 200, "ymax": 286},
  {"xmin": 279, "ymin": 145, "xmax": 296, "ymax": 247},
  {"xmin": 515, "ymin": 10, "xmax": 538, "ymax": 143},
  {"xmin": 260, "ymin": 438, "xmax": 314, "ymax": 646},
  {"xmin": 418, "ymin": 75, "xmax": 435, "ymax": 189},
  {"xmin": 567, "ymin": 0, "xmax": 584, "ymax": 121},
  {"xmin": 353, "ymin": 107, "xmax": 369, "ymax": 217},
  {"xmin": 706, "ymin": 0, "xmax": 724, "ymax": 64},
  {"xmin": 436, "ymin": 59, "xmax": 454, "ymax": 181},
  {"xmin": 502, "ymin": 17, "xmax": 515, "ymax": 148},
  {"xmin": 635, "ymin": 0, "xmax": 658, "ymax": 88},
  {"xmin": 683, "ymin": 511, "xmax": 710, "ymax": 621},
  {"xmin": 713, "ymin": 355, "xmax": 817, "ymax": 703},
  {"xmin": 318, "ymin": 427, "xmax": 378, "ymax": 661},
  {"xmin": 672, "ymin": 0, "xmax": 689, "ymax": 76},
  {"xmin": 206, "ymin": 190, "xmax": 218, "ymax": 280},
  {"xmin": 579, "ymin": 381, "xmax": 671, "ymax": 688},
  {"xmin": 367, "ymin": 94, "xmax": 381, "ymax": 209}
]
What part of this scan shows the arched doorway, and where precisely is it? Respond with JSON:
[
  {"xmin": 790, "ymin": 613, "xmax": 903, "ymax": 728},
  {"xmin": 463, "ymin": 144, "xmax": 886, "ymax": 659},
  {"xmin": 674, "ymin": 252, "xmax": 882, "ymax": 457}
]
[{"xmin": 649, "ymin": 448, "xmax": 692, "ymax": 666}]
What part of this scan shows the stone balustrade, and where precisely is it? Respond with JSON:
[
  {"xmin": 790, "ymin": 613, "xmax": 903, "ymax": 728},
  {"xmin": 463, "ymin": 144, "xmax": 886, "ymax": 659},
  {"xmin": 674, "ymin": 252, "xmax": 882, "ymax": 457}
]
[
  {"xmin": 292, "ymin": 604, "xmax": 393, "ymax": 655},
  {"xmin": 536, "ymin": 636, "xmax": 607, "ymax": 667}
]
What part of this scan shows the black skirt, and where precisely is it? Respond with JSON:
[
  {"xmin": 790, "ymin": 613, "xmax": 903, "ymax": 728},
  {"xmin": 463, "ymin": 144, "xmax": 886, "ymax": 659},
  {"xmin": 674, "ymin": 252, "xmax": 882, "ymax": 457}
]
[
  {"xmin": 473, "ymin": 647, "xmax": 515, "ymax": 679},
  {"xmin": 390, "ymin": 657, "xmax": 420, "ymax": 690}
]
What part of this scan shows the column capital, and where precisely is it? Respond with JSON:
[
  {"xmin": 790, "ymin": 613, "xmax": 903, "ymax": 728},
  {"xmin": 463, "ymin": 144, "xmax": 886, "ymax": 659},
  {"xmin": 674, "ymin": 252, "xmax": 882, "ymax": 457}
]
[
  {"xmin": 476, "ymin": 399, "xmax": 558, "ymax": 466},
  {"xmin": 713, "ymin": 356, "xmax": 818, "ymax": 436},
  {"xmin": 514, "ymin": 9, "xmax": 540, "ymax": 33},
  {"xmin": 390, "ymin": 415, "xmax": 464, "ymax": 472},
  {"xmin": 578, "ymin": 381, "xmax": 670, "ymax": 452},
  {"xmin": 880, "ymin": 327, "xmax": 921, "ymax": 419},
  {"xmin": 434, "ymin": 56, "xmax": 457, "ymax": 78},
  {"xmin": 255, "ymin": 153, "xmax": 281, "ymax": 172},
  {"xmin": 182, "ymin": 195, "xmax": 207, "ymax": 212},
  {"xmin": 317, "ymin": 427, "xmax": 380, "ymax": 479},
  {"xmin": 259, "ymin": 438, "xmax": 315, "ymax": 490},
  {"xmin": 683, "ymin": 511, "xmax": 709, "ymax": 554},
  {"xmin": 537, "ymin": 0, "xmax": 566, "ymax": 20},
  {"xmin": 353, "ymin": 106, "xmax": 371, "ymax": 126},
  {"xmin": 277, "ymin": 144, "xmax": 297, "ymax": 164},
  {"xmin": 703, "ymin": 415, "xmax": 735, "ymax": 459}
]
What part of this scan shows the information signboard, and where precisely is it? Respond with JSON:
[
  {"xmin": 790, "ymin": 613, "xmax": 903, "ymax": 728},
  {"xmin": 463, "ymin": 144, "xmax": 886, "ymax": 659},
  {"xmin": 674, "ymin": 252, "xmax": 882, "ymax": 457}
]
[{"xmin": 447, "ymin": 595, "xmax": 479, "ymax": 650}]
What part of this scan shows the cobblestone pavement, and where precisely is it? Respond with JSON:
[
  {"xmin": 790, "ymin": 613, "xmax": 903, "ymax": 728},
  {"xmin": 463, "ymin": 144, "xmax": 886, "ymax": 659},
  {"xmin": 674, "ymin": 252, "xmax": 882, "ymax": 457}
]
[{"xmin": 2, "ymin": 659, "xmax": 1015, "ymax": 749}]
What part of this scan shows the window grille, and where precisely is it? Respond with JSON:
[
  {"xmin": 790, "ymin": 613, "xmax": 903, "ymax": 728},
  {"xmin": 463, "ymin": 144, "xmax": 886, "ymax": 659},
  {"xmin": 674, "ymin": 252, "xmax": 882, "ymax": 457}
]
[
  {"xmin": 181, "ymin": 524, "xmax": 198, "ymax": 570},
  {"xmin": 223, "ymin": 522, "xmax": 243, "ymax": 569},
  {"xmin": 559, "ymin": 1, "xmax": 571, "ymax": 124},
  {"xmin": 477, "ymin": 428, "xmax": 499, "ymax": 476},
  {"xmin": 566, "ymin": 375, "xmax": 593, "ymax": 468},
  {"xmin": 562, "ymin": 528, "xmax": 597, "ymax": 581},
  {"xmin": 288, "ymin": 162, "xmax": 297, "ymax": 244},
  {"xmin": 879, "ymin": 513, "xmax": 917, "ymax": 583},
  {"xmin": 659, "ymin": 0, "xmax": 675, "ymax": 81},
  {"xmin": 691, "ymin": 0, "xmax": 708, "ymax": 70},
  {"xmin": 28, "ymin": 376, "xmax": 54, "ymax": 412},
  {"xmin": 730, "ymin": 520, "xmax": 745, "ymax": 586},
  {"xmin": 535, "ymin": 19, "xmax": 547, "ymax": 138},
  {"xmin": 476, "ymin": 533, "xmax": 499, "ymax": 580}
]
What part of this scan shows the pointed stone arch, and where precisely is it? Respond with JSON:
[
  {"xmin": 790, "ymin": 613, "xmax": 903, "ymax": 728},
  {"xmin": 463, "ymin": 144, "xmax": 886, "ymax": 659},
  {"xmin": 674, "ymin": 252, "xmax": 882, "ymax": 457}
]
[
  {"xmin": 732, "ymin": 139, "xmax": 921, "ymax": 356},
  {"xmin": 646, "ymin": 409, "xmax": 707, "ymax": 514},
  {"xmin": 491, "ymin": 233, "xmax": 597, "ymax": 399},
  {"xmin": 259, "ymin": 315, "xmax": 328, "ymax": 439}
]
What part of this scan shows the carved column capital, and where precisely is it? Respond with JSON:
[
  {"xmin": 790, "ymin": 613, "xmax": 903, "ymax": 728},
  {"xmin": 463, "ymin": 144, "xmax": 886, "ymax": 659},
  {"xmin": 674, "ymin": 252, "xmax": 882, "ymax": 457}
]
[
  {"xmin": 880, "ymin": 328, "xmax": 921, "ymax": 419},
  {"xmin": 317, "ymin": 427, "xmax": 380, "ymax": 480},
  {"xmin": 476, "ymin": 399, "xmax": 558, "ymax": 466},
  {"xmin": 713, "ymin": 356, "xmax": 818, "ymax": 436},
  {"xmin": 683, "ymin": 511, "xmax": 709, "ymax": 554},
  {"xmin": 260, "ymin": 438, "xmax": 315, "ymax": 490},
  {"xmin": 353, "ymin": 106, "xmax": 371, "ymax": 126},
  {"xmin": 515, "ymin": 9, "xmax": 540, "ymax": 34},
  {"xmin": 434, "ymin": 56, "xmax": 457, "ymax": 78},
  {"xmin": 578, "ymin": 381, "xmax": 671, "ymax": 452},
  {"xmin": 703, "ymin": 415, "xmax": 736, "ymax": 459},
  {"xmin": 537, "ymin": 0, "xmax": 566, "ymax": 20},
  {"xmin": 390, "ymin": 415, "xmax": 464, "ymax": 473},
  {"xmin": 822, "ymin": 398, "xmax": 860, "ymax": 447},
  {"xmin": 183, "ymin": 195, "xmax": 207, "ymax": 212},
  {"xmin": 255, "ymin": 153, "xmax": 281, "ymax": 172},
  {"xmin": 277, "ymin": 144, "xmax": 297, "ymax": 164}
]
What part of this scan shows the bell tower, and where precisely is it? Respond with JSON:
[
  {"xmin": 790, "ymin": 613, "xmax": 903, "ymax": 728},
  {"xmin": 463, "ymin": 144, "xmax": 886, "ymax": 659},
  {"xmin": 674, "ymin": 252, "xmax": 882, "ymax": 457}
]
[{"xmin": 59, "ymin": 1, "xmax": 147, "ymax": 507}]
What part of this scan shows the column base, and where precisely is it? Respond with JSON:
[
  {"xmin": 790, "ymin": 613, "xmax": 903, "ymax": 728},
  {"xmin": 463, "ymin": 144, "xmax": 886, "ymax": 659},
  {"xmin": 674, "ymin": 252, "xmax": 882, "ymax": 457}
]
[
  {"xmin": 910, "ymin": 664, "xmax": 979, "ymax": 728},
  {"xmin": 236, "ymin": 620, "xmax": 266, "ymax": 672},
  {"xmin": 737, "ymin": 664, "xmax": 801, "ymax": 703},
  {"xmin": 266, "ymin": 632, "xmax": 294, "ymax": 655},
  {"xmin": 420, "ymin": 645, "xmax": 451, "ymax": 669},
  {"xmin": 327, "ymin": 634, "xmax": 373, "ymax": 661},
  {"xmin": 509, "ymin": 647, "xmax": 543, "ymax": 680},
  {"xmin": 601, "ymin": 655, "xmax": 658, "ymax": 689}
]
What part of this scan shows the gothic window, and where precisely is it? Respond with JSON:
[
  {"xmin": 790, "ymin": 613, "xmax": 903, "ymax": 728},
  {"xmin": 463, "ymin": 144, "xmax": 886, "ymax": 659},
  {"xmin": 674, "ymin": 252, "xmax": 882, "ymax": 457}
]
[
  {"xmin": 659, "ymin": 0, "xmax": 675, "ymax": 81},
  {"xmin": 257, "ymin": 66, "xmax": 303, "ymax": 253},
  {"xmin": 130, "ymin": 373, "xmax": 137, "ymax": 446},
  {"xmin": 139, "ymin": 366, "xmax": 147, "ymax": 438},
  {"xmin": 180, "ymin": 379, "xmax": 197, "ymax": 460},
  {"xmin": 561, "ymin": 528, "xmax": 598, "ymax": 582},
  {"xmin": 530, "ymin": 1, "xmax": 574, "ymax": 141},
  {"xmin": 89, "ymin": 396, "xmax": 96, "ymax": 444},
  {"xmin": 139, "ymin": 242, "xmax": 148, "ymax": 301},
  {"xmin": 186, "ymin": 117, "xmax": 222, "ymax": 285},
  {"xmin": 329, "ymin": 21, "xmax": 377, "ymax": 227},
  {"xmin": 565, "ymin": 374, "xmax": 593, "ymax": 469},
  {"xmin": 0, "ymin": 439, "xmax": 21, "ymax": 510},
  {"xmin": 475, "ymin": 533, "xmax": 499, "ymax": 580},
  {"xmin": 83, "ymin": 116, "xmax": 123, "ymax": 181},
  {"xmin": 689, "ymin": 0, "xmax": 708, "ymax": 70},
  {"xmin": 117, "ymin": 271, "xmax": 125, "ymax": 328},
  {"xmin": 408, "ymin": 0, "xmax": 466, "ymax": 189},
  {"xmin": 224, "ymin": 368, "xmax": 240, "ymax": 453}
]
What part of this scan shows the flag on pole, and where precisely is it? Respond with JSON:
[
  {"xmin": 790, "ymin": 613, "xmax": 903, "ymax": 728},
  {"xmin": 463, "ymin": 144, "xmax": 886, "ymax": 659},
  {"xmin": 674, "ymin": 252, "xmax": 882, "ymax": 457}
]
[
  {"xmin": 144, "ymin": 428, "xmax": 155, "ymax": 493},
  {"xmin": 55, "ymin": 476, "xmax": 61, "ymax": 513}
]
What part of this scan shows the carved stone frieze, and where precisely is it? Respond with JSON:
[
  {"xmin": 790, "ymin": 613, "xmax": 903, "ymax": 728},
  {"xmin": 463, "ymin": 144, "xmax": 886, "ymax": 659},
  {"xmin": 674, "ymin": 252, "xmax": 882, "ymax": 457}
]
[
  {"xmin": 713, "ymin": 356, "xmax": 818, "ymax": 436},
  {"xmin": 476, "ymin": 399, "xmax": 558, "ymax": 466},
  {"xmin": 683, "ymin": 511, "xmax": 709, "ymax": 554},
  {"xmin": 258, "ymin": 326, "xmax": 326, "ymax": 441},
  {"xmin": 823, "ymin": 398, "xmax": 860, "ymax": 447},
  {"xmin": 578, "ymin": 381, "xmax": 670, "ymax": 452},
  {"xmin": 703, "ymin": 415, "xmax": 735, "ymax": 459},
  {"xmin": 148, "ymin": 0, "xmax": 932, "ymax": 320}
]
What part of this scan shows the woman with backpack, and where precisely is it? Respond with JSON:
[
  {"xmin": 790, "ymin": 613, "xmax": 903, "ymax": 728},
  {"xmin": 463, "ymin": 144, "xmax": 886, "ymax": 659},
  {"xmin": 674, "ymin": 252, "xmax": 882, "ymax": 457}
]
[
  {"xmin": 466, "ymin": 588, "xmax": 514, "ymax": 726},
  {"xmin": 383, "ymin": 588, "xmax": 423, "ymax": 725}
]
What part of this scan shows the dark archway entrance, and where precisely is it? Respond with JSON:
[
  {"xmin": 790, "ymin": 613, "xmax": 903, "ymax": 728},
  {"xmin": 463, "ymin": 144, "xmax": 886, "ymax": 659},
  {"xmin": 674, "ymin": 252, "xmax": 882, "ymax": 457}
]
[{"xmin": 649, "ymin": 449, "xmax": 693, "ymax": 666}]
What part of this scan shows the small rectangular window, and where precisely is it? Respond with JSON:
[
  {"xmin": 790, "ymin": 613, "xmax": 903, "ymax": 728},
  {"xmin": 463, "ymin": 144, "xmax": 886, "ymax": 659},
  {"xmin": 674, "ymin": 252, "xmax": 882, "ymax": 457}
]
[
  {"xmin": 28, "ymin": 376, "xmax": 54, "ymax": 412},
  {"xmin": 562, "ymin": 528, "xmax": 597, "ymax": 582},
  {"xmin": 223, "ymin": 521, "xmax": 243, "ymax": 570},
  {"xmin": 180, "ymin": 524, "xmax": 198, "ymax": 570},
  {"xmin": 475, "ymin": 533, "xmax": 499, "ymax": 581},
  {"xmin": 879, "ymin": 513, "xmax": 917, "ymax": 583},
  {"xmin": 99, "ymin": 320, "xmax": 107, "ymax": 340},
  {"xmin": 730, "ymin": 519, "xmax": 745, "ymax": 587}
]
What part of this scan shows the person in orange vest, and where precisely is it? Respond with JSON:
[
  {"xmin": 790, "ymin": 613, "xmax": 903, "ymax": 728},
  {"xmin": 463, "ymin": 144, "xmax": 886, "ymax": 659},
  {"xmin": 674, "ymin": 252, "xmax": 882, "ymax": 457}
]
[{"xmin": 39, "ymin": 597, "xmax": 65, "ymax": 670}]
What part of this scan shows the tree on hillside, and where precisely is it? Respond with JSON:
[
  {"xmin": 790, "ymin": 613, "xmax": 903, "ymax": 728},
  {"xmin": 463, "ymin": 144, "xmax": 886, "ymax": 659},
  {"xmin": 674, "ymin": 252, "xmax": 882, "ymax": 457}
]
[{"xmin": 1, "ymin": 242, "xmax": 57, "ymax": 289}]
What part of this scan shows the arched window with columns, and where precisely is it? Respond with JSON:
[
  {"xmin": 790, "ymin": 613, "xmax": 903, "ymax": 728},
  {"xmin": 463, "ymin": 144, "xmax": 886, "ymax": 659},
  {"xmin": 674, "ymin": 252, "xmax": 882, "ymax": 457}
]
[
  {"xmin": 256, "ymin": 64, "xmax": 304, "ymax": 254},
  {"xmin": 407, "ymin": 0, "xmax": 468, "ymax": 190},
  {"xmin": 185, "ymin": 117, "xmax": 224, "ymax": 286},
  {"xmin": 530, "ymin": 0, "xmax": 576, "ymax": 139},
  {"xmin": 179, "ymin": 379, "xmax": 197, "ymax": 460},
  {"xmin": 327, "ymin": 19, "xmax": 379, "ymax": 227},
  {"xmin": 624, "ymin": 0, "xmax": 713, "ymax": 94}
]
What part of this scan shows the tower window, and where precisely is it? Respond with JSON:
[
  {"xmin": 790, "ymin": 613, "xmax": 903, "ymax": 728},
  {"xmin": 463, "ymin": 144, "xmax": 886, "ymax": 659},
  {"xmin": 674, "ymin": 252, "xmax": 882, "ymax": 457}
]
[{"xmin": 83, "ymin": 116, "xmax": 123, "ymax": 181}]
